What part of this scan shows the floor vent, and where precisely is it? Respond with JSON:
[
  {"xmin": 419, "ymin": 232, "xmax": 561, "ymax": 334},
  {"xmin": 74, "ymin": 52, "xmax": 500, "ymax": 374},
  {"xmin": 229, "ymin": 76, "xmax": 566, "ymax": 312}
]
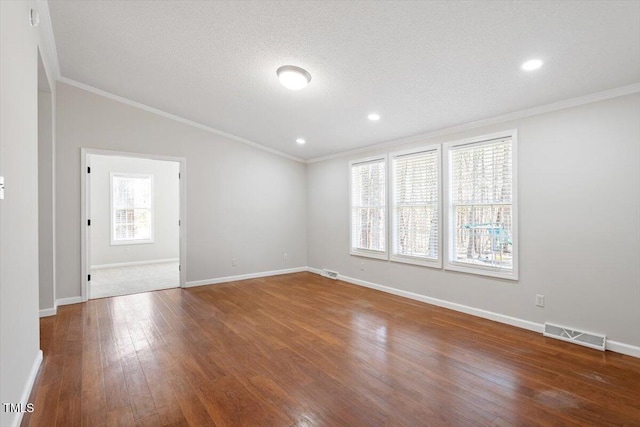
[
  {"xmin": 321, "ymin": 269, "xmax": 339, "ymax": 280},
  {"xmin": 543, "ymin": 323, "xmax": 606, "ymax": 351}
]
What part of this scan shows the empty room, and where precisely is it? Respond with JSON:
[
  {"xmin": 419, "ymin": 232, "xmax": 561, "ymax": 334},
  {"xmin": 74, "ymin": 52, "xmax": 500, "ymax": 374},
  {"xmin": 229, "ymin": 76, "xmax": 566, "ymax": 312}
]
[{"xmin": 1, "ymin": 1, "xmax": 639, "ymax": 426}]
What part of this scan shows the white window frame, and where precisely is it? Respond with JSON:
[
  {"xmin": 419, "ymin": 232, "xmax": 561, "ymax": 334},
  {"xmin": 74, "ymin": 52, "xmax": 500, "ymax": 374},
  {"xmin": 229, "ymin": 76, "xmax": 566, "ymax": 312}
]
[
  {"xmin": 389, "ymin": 145, "xmax": 442, "ymax": 268},
  {"xmin": 110, "ymin": 172, "xmax": 155, "ymax": 245},
  {"xmin": 443, "ymin": 130, "xmax": 518, "ymax": 280},
  {"xmin": 349, "ymin": 155, "xmax": 389, "ymax": 260}
]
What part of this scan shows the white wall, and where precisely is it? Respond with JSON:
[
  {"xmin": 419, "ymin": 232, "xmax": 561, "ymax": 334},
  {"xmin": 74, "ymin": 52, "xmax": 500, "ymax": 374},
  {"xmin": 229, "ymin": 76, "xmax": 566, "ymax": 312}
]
[
  {"xmin": 0, "ymin": 2, "xmax": 46, "ymax": 426},
  {"xmin": 307, "ymin": 93, "xmax": 640, "ymax": 348},
  {"xmin": 38, "ymin": 88, "xmax": 55, "ymax": 311},
  {"xmin": 56, "ymin": 82, "xmax": 307, "ymax": 299},
  {"xmin": 57, "ymin": 82, "xmax": 639, "ymax": 351},
  {"xmin": 89, "ymin": 155, "xmax": 179, "ymax": 267}
]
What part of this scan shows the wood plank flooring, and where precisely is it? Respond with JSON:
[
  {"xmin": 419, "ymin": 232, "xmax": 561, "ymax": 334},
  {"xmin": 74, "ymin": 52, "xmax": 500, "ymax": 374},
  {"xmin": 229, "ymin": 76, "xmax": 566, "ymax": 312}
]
[{"xmin": 22, "ymin": 272, "xmax": 640, "ymax": 426}]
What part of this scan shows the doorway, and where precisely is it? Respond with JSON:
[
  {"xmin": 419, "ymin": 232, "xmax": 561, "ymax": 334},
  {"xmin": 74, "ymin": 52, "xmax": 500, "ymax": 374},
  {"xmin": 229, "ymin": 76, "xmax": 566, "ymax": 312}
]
[{"xmin": 81, "ymin": 150, "xmax": 186, "ymax": 300}]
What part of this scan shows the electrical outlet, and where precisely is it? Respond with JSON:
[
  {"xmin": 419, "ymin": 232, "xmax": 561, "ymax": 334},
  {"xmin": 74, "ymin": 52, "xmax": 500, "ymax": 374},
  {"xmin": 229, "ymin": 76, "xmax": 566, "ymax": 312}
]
[
  {"xmin": 283, "ymin": 253, "xmax": 289, "ymax": 261},
  {"xmin": 232, "ymin": 258, "xmax": 237, "ymax": 267},
  {"xmin": 536, "ymin": 294, "xmax": 545, "ymax": 308},
  {"xmin": 360, "ymin": 262, "xmax": 365, "ymax": 271},
  {"xmin": 125, "ymin": 247, "xmax": 132, "ymax": 255}
]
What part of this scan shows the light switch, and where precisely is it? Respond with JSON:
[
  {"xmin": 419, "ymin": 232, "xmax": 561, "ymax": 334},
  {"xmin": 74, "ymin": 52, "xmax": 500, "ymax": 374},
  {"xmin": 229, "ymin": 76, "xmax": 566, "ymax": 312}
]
[{"xmin": 0, "ymin": 176, "xmax": 4, "ymax": 200}]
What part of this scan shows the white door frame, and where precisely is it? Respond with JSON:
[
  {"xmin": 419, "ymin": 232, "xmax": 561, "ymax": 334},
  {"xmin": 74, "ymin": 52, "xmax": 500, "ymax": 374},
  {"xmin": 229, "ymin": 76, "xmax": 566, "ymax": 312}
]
[{"xmin": 80, "ymin": 148, "xmax": 187, "ymax": 301}]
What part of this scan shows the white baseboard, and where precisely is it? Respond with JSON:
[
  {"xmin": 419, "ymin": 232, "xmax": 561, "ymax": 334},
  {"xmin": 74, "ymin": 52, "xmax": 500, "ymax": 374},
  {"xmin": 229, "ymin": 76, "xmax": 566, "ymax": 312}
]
[
  {"xmin": 307, "ymin": 267, "xmax": 323, "ymax": 275},
  {"xmin": 606, "ymin": 340, "xmax": 640, "ymax": 358},
  {"xmin": 39, "ymin": 266, "xmax": 640, "ymax": 358},
  {"xmin": 185, "ymin": 267, "xmax": 308, "ymax": 288},
  {"xmin": 39, "ymin": 307, "xmax": 57, "ymax": 318},
  {"xmin": 336, "ymin": 272, "xmax": 542, "ymax": 333},
  {"xmin": 10, "ymin": 350, "xmax": 43, "ymax": 427},
  {"xmin": 91, "ymin": 258, "xmax": 179, "ymax": 270},
  {"xmin": 56, "ymin": 296, "xmax": 82, "ymax": 306},
  {"xmin": 306, "ymin": 267, "xmax": 640, "ymax": 358}
]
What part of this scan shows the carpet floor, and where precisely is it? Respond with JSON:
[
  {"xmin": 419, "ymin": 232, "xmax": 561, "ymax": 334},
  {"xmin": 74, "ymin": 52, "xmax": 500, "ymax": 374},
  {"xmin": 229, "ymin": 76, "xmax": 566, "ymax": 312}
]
[{"xmin": 90, "ymin": 261, "xmax": 179, "ymax": 299}]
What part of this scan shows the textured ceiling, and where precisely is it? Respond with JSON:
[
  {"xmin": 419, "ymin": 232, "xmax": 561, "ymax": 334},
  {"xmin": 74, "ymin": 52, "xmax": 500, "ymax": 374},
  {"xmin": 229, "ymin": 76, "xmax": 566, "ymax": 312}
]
[{"xmin": 49, "ymin": 0, "xmax": 640, "ymax": 160}]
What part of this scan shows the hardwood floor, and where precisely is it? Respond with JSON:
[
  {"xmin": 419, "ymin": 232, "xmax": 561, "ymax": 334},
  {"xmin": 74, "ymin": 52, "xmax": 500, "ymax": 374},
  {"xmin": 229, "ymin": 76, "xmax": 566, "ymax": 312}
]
[{"xmin": 22, "ymin": 272, "xmax": 640, "ymax": 426}]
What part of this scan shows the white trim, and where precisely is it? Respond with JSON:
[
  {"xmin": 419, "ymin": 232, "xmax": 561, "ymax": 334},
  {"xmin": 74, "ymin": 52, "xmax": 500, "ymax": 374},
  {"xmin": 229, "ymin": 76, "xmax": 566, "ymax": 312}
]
[
  {"xmin": 82, "ymin": 148, "xmax": 188, "ymax": 163},
  {"xmin": 36, "ymin": 266, "xmax": 640, "ymax": 359},
  {"xmin": 444, "ymin": 263, "xmax": 518, "ymax": 281},
  {"xmin": 305, "ymin": 268, "xmax": 640, "ymax": 358},
  {"xmin": 56, "ymin": 296, "xmax": 83, "ymax": 306},
  {"xmin": 58, "ymin": 77, "xmax": 304, "ymax": 163},
  {"xmin": 349, "ymin": 155, "xmax": 389, "ymax": 260},
  {"xmin": 109, "ymin": 239, "xmax": 155, "ymax": 246},
  {"xmin": 307, "ymin": 267, "xmax": 323, "ymax": 275},
  {"xmin": 39, "ymin": 307, "xmax": 57, "ymax": 318},
  {"xmin": 91, "ymin": 258, "xmax": 179, "ymax": 270},
  {"xmin": 34, "ymin": 1, "xmax": 60, "ymax": 78},
  {"xmin": 337, "ymin": 272, "xmax": 540, "ymax": 332},
  {"xmin": 110, "ymin": 172, "xmax": 155, "ymax": 245},
  {"xmin": 185, "ymin": 267, "xmax": 308, "ymax": 288},
  {"xmin": 81, "ymin": 151, "xmax": 90, "ymax": 302},
  {"xmin": 34, "ymin": 0, "xmax": 60, "ymax": 89},
  {"xmin": 178, "ymin": 158, "xmax": 187, "ymax": 290},
  {"xmin": 307, "ymin": 83, "xmax": 640, "ymax": 164},
  {"xmin": 82, "ymin": 148, "xmax": 187, "ymax": 300},
  {"xmin": 349, "ymin": 249, "xmax": 389, "ymax": 261},
  {"xmin": 389, "ymin": 144, "xmax": 442, "ymax": 269},
  {"xmin": 36, "ymin": 53, "xmax": 58, "ymax": 312},
  {"xmin": 55, "ymin": 74, "xmax": 638, "ymax": 167},
  {"xmin": 9, "ymin": 350, "xmax": 43, "ymax": 427},
  {"xmin": 51, "ymin": 89, "xmax": 57, "ymax": 315},
  {"xmin": 606, "ymin": 340, "xmax": 640, "ymax": 358},
  {"xmin": 390, "ymin": 255, "xmax": 441, "ymax": 268},
  {"xmin": 442, "ymin": 130, "xmax": 519, "ymax": 280}
]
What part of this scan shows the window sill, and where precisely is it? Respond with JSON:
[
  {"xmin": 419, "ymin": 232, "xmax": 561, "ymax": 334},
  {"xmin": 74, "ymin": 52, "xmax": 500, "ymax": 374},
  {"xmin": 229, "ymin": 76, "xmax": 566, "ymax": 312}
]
[
  {"xmin": 390, "ymin": 255, "xmax": 441, "ymax": 269},
  {"xmin": 350, "ymin": 249, "xmax": 388, "ymax": 261},
  {"xmin": 445, "ymin": 262, "xmax": 518, "ymax": 280},
  {"xmin": 110, "ymin": 239, "xmax": 155, "ymax": 246}
]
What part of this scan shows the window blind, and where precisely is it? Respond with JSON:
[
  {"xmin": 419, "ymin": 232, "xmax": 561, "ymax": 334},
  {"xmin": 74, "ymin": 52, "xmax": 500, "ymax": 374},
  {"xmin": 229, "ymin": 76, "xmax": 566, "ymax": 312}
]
[
  {"xmin": 392, "ymin": 150, "xmax": 439, "ymax": 263},
  {"xmin": 450, "ymin": 138, "xmax": 513, "ymax": 269},
  {"xmin": 112, "ymin": 174, "xmax": 152, "ymax": 242},
  {"xmin": 351, "ymin": 158, "xmax": 386, "ymax": 253}
]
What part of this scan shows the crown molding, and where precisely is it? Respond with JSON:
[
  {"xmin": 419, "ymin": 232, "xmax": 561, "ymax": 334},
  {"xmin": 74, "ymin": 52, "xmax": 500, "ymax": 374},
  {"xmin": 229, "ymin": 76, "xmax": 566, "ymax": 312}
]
[
  {"xmin": 55, "ymin": 78, "xmax": 639, "ymax": 166},
  {"xmin": 307, "ymin": 82, "xmax": 640, "ymax": 164},
  {"xmin": 35, "ymin": 0, "xmax": 61, "ymax": 80},
  {"xmin": 57, "ymin": 77, "xmax": 306, "ymax": 163},
  {"xmin": 37, "ymin": 0, "xmax": 639, "ymax": 166}
]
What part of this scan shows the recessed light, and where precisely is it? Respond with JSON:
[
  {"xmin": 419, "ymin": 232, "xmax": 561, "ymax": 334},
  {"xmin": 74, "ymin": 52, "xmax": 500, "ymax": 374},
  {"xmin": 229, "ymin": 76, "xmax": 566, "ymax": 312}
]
[
  {"xmin": 368, "ymin": 113, "xmax": 381, "ymax": 121},
  {"xmin": 296, "ymin": 138, "xmax": 306, "ymax": 144},
  {"xmin": 522, "ymin": 59, "xmax": 543, "ymax": 71},
  {"xmin": 277, "ymin": 65, "xmax": 311, "ymax": 90}
]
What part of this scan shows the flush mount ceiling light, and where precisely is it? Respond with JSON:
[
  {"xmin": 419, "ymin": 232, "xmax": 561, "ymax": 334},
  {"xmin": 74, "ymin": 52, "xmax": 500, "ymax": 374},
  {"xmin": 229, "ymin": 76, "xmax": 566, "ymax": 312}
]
[
  {"xmin": 522, "ymin": 59, "xmax": 543, "ymax": 71},
  {"xmin": 277, "ymin": 65, "xmax": 311, "ymax": 90},
  {"xmin": 296, "ymin": 138, "xmax": 306, "ymax": 144},
  {"xmin": 368, "ymin": 113, "xmax": 381, "ymax": 121}
]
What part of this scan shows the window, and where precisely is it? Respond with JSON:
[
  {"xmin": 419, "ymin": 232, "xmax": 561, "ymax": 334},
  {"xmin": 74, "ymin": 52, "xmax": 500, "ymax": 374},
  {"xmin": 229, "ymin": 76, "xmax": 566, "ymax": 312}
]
[
  {"xmin": 444, "ymin": 131, "xmax": 518, "ymax": 279},
  {"xmin": 111, "ymin": 173, "xmax": 154, "ymax": 245},
  {"xmin": 350, "ymin": 156, "xmax": 388, "ymax": 259},
  {"xmin": 390, "ymin": 146, "xmax": 441, "ymax": 267}
]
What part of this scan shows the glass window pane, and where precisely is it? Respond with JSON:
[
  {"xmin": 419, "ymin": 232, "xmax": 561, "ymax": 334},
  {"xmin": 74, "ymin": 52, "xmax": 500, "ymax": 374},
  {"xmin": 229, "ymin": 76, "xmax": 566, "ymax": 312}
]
[
  {"xmin": 112, "ymin": 175, "xmax": 153, "ymax": 241},
  {"xmin": 392, "ymin": 150, "xmax": 439, "ymax": 262},
  {"xmin": 351, "ymin": 159, "xmax": 386, "ymax": 253},
  {"xmin": 449, "ymin": 138, "xmax": 514, "ymax": 272}
]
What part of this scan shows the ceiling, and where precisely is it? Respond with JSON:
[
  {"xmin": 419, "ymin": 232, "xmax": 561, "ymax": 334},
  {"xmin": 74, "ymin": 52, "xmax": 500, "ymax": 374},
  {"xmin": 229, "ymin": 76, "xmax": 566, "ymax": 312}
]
[{"xmin": 49, "ymin": 1, "xmax": 640, "ymax": 161}]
